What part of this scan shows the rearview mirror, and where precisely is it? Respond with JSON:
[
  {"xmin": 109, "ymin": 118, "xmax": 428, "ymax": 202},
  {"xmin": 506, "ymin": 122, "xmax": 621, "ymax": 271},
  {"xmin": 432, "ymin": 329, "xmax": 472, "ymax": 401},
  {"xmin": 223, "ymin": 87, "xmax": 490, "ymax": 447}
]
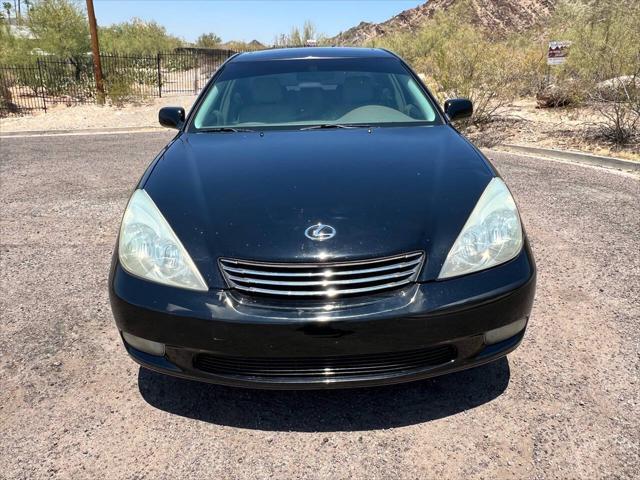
[
  {"xmin": 159, "ymin": 107, "xmax": 185, "ymax": 129},
  {"xmin": 444, "ymin": 98, "xmax": 473, "ymax": 122}
]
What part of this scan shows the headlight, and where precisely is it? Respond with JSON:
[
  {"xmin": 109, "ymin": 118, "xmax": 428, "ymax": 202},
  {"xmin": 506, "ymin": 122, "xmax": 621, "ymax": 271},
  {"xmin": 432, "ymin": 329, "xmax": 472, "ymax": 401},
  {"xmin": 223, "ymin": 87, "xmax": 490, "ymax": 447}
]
[
  {"xmin": 439, "ymin": 177, "xmax": 523, "ymax": 279},
  {"xmin": 118, "ymin": 189, "xmax": 208, "ymax": 291}
]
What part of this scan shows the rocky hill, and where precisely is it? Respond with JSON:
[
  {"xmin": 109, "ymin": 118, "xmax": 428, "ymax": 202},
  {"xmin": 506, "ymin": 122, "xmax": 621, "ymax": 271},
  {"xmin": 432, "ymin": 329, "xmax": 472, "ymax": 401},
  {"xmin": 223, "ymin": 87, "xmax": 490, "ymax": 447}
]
[
  {"xmin": 331, "ymin": 0, "xmax": 557, "ymax": 44},
  {"xmin": 219, "ymin": 39, "xmax": 266, "ymax": 50}
]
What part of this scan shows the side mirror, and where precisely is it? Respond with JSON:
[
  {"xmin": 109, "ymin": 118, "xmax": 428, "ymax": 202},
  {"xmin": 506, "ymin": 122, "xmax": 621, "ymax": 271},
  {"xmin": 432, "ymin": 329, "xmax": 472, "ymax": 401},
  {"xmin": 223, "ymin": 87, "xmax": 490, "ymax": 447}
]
[
  {"xmin": 444, "ymin": 98, "xmax": 473, "ymax": 122},
  {"xmin": 159, "ymin": 107, "xmax": 185, "ymax": 129}
]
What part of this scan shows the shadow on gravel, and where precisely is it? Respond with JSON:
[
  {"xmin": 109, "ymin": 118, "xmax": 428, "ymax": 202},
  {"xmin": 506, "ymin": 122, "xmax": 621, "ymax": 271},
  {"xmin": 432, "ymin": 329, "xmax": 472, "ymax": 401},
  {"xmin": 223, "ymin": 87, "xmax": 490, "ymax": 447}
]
[{"xmin": 137, "ymin": 359, "xmax": 510, "ymax": 432}]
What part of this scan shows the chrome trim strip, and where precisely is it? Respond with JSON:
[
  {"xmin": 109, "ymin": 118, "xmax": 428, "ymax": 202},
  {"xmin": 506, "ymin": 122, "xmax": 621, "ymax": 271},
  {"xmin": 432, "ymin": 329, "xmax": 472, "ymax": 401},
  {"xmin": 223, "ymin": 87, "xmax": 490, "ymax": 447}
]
[
  {"xmin": 220, "ymin": 258, "xmax": 423, "ymax": 278},
  {"xmin": 219, "ymin": 251, "xmax": 422, "ymax": 269},
  {"xmin": 226, "ymin": 267, "xmax": 419, "ymax": 287},
  {"xmin": 230, "ymin": 277, "xmax": 415, "ymax": 296}
]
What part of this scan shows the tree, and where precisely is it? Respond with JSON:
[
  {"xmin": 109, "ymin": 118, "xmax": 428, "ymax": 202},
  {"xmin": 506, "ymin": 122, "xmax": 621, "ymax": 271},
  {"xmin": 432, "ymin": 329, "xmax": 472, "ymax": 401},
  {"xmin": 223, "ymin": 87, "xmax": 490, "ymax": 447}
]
[
  {"xmin": 274, "ymin": 20, "xmax": 324, "ymax": 47},
  {"xmin": 0, "ymin": 9, "xmax": 32, "ymax": 63},
  {"xmin": 195, "ymin": 32, "xmax": 221, "ymax": 49},
  {"xmin": 2, "ymin": 2, "xmax": 11, "ymax": 21},
  {"xmin": 27, "ymin": 0, "xmax": 90, "ymax": 58},
  {"xmin": 99, "ymin": 18, "xmax": 184, "ymax": 54}
]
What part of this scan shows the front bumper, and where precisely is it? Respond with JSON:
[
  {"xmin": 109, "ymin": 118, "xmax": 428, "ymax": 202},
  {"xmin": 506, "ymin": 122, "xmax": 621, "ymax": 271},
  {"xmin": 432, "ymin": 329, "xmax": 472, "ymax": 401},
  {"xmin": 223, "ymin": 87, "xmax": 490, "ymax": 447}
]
[{"xmin": 109, "ymin": 246, "xmax": 536, "ymax": 389}]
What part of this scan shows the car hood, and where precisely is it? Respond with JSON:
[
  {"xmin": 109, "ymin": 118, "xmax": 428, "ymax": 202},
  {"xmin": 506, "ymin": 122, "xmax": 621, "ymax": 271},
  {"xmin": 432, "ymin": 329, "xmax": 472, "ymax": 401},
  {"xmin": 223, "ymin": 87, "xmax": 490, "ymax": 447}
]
[{"xmin": 143, "ymin": 125, "xmax": 494, "ymax": 287}]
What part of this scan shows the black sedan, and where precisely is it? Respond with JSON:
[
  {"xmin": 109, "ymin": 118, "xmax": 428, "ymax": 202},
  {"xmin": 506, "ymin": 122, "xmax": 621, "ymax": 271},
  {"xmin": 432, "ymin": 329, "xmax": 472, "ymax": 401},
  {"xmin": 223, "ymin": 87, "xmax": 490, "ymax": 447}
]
[{"xmin": 109, "ymin": 47, "xmax": 536, "ymax": 389}]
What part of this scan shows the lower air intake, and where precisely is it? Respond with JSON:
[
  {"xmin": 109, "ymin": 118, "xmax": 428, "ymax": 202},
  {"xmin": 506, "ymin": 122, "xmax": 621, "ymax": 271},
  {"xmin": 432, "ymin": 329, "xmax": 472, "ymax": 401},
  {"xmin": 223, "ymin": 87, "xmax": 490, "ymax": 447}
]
[{"xmin": 193, "ymin": 345, "xmax": 456, "ymax": 379}]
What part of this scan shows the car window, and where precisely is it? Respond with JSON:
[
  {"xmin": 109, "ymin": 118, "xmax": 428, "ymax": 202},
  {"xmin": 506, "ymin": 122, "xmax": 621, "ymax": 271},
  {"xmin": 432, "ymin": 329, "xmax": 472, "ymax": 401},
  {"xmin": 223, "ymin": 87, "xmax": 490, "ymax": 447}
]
[{"xmin": 191, "ymin": 57, "xmax": 441, "ymax": 130}]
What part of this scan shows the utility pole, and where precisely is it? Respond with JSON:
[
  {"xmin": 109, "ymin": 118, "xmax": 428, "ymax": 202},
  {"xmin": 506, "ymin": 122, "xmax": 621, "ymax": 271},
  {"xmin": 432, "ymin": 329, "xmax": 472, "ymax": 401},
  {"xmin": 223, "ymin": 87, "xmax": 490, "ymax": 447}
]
[{"xmin": 86, "ymin": 0, "xmax": 105, "ymax": 104}]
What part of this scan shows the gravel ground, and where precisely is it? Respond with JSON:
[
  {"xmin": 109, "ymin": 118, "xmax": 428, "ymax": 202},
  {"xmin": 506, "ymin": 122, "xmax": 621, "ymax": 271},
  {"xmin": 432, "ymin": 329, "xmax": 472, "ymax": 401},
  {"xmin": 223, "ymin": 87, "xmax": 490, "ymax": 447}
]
[{"xmin": 0, "ymin": 132, "xmax": 638, "ymax": 479}]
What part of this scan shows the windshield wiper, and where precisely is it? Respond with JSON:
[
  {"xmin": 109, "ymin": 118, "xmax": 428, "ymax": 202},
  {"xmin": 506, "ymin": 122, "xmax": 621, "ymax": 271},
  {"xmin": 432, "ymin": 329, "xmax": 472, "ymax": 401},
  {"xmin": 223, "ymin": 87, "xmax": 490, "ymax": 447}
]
[
  {"xmin": 300, "ymin": 123, "xmax": 371, "ymax": 131},
  {"xmin": 199, "ymin": 127, "xmax": 256, "ymax": 133}
]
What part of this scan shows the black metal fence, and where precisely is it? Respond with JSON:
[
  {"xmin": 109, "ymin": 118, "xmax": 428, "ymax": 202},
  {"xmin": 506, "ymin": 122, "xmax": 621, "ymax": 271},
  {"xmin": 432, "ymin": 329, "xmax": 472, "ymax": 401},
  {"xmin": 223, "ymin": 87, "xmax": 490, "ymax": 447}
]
[{"xmin": 0, "ymin": 50, "xmax": 236, "ymax": 116}]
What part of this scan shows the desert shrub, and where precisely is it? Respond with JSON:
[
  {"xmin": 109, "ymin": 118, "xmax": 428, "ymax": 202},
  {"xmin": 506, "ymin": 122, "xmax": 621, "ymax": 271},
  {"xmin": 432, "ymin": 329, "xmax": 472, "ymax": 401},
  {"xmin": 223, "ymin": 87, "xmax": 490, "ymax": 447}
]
[
  {"xmin": 0, "ymin": 56, "xmax": 94, "ymax": 102},
  {"xmin": 371, "ymin": 0, "xmax": 639, "ymax": 145},
  {"xmin": 274, "ymin": 20, "xmax": 327, "ymax": 47},
  {"xmin": 426, "ymin": 28, "xmax": 523, "ymax": 122},
  {"xmin": 99, "ymin": 18, "xmax": 184, "ymax": 56},
  {"xmin": 101, "ymin": 55, "xmax": 158, "ymax": 102},
  {"xmin": 504, "ymin": 33, "xmax": 549, "ymax": 97},
  {"xmin": 195, "ymin": 33, "xmax": 222, "ymax": 49},
  {"xmin": 372, "ymin": 3, "xmax": 532, "ymax": 123},
  {"xmin": 590, "ymin": 77, "xmax": 639, "ymax": 146},
  {"xmin": 536, "ymin": 78, "xmax": 586, "ymax": 108},
  {"xmin": 552, "ymin": 1, "xmax": 639, "ymax": 85},
  {"xmin": 104, "ymin": 75, "xmax": 147, "ymax": 106},
  {"xmin": 10, "ymin": 58, "xmax": 93, "ymax": 100},
  {"xmin": 102, "ymin": 55, "xmax": 158, "ymax": 86},
  {"xmin": 548, "ymin": 0, "xmax": 640, "ymax": 145}
]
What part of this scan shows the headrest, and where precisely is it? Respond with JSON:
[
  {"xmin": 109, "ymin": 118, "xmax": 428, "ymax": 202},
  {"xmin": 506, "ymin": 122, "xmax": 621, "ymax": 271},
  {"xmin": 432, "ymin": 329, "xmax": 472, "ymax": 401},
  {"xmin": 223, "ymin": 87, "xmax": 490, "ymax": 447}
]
[
  {"xmin": 252, "ymin": 77, "xmax": 283, "ymax": 104},
  {"xmin": 343, "ymin": 76, "xmax": 375, "ymax": 104}
]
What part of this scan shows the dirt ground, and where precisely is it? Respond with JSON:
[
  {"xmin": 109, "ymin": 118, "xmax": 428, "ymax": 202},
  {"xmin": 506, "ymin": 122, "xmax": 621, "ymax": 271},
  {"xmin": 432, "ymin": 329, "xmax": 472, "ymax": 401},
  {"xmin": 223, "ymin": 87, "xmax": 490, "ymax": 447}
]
[
  {"xmin": 465, "ymin": 99, "xmax": 640, "ymax": 161},
  {"xmin": 0, "ymin": 131, "xmax": 638, "ymax": 479}
]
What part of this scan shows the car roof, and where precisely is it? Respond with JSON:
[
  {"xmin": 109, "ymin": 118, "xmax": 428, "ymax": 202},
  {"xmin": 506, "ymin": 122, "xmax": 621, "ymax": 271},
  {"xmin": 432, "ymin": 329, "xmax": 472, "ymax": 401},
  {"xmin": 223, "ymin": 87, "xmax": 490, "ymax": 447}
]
[{"xmin": 231, "ymin": 47, "xmax": 397, "ymax": 62}]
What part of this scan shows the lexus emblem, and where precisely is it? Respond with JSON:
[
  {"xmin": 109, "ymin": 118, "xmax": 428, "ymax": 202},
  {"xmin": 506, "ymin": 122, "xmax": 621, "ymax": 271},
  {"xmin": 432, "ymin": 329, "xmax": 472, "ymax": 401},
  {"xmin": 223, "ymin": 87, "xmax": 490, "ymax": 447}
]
[{"xmin": 305, "ymin": 223, "xmax": 336, "ymax": 241}]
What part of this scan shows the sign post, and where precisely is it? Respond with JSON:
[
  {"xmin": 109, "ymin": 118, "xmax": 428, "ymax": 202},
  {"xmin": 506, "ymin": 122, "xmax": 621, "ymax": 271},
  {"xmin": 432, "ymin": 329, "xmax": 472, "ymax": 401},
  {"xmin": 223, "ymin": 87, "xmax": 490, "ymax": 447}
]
[
  {"xmin": 547, "ymin": 41, "xmax": 571, "ymax": 65},
  {"xmin": 546, "ymin": 40, "xmax": 571, "ymax": 87}
]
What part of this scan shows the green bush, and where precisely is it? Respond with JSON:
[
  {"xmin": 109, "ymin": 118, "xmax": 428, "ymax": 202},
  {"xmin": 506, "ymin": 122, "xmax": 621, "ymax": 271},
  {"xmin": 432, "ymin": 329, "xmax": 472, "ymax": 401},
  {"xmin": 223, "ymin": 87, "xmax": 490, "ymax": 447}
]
[
  {"xmin": 371, "ymin": 0, "xmax": 639, "ymax": 146},
  {"xmin": 99, "ymin": 18, "xmax": 184, "ymax": 56},
  {"xmin": 0, "ymin": 17, "xmax": 34, "ymax": 64},
  {"xmin": 27, "ymin": 0, "xmax": 90, "ymax": 59},
  {"xmin": 195, "ymin": 33, "xmax": 222, "ymax": 49},
  {"xmin": 101, "ymin": 55, "xmax": 158, "ymax": 102},
  {"xmin": 105, "ymin": 74, "xmax": 147, "ymax": 106},
  {"xmin": 371, "ymin": 3, "xmax": 533, "ymax": 123},
  {"xmin": 551, "ymin": 1, "xmax": 639, "ymax": 84}
]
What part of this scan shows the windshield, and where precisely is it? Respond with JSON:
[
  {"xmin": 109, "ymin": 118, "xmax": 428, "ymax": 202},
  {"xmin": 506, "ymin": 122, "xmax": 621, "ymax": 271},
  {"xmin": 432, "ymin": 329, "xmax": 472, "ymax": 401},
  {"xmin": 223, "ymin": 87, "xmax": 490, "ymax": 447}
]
[{"xmin": 191, "ymin": 57, "xmax": 441, "ymax": 131}]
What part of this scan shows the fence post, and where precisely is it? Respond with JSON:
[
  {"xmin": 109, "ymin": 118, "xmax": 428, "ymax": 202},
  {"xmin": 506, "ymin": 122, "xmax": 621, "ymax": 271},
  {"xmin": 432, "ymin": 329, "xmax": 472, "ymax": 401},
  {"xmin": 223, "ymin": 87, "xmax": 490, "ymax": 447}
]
[
  {"xmin": 194, "ymin": 53, "xmax": 199, "ymax": 94},
  {"xmin": 36, "ymin": 58, "xmax": 47, "ymax": 113},
  {"xmin": 157, "ymin": 53, "xmax": 162, "ymax": 98}
]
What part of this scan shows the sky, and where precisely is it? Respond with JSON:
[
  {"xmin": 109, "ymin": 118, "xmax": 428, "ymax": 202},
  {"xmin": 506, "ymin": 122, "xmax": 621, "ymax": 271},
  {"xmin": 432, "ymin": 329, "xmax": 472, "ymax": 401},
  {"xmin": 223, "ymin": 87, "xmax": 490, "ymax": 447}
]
[{"xmin": 93, "ymin": 0, "xmax": 424, "ymax": 44}]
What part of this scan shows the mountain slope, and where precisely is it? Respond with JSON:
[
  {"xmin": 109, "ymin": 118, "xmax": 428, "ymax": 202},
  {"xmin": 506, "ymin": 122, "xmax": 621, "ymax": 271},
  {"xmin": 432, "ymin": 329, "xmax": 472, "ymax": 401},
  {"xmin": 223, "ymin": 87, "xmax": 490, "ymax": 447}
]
[{"xmin": 332, "ymin": 0, "xmax": 557, "ymax": 45}]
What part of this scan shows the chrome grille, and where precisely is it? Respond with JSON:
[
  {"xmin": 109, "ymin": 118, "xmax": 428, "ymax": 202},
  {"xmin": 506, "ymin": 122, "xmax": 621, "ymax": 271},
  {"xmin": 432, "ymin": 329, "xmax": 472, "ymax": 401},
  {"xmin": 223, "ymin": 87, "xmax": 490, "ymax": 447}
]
[{"xmin": 219, "ymin": 252, "xmax": 424, "ymax": 297}]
